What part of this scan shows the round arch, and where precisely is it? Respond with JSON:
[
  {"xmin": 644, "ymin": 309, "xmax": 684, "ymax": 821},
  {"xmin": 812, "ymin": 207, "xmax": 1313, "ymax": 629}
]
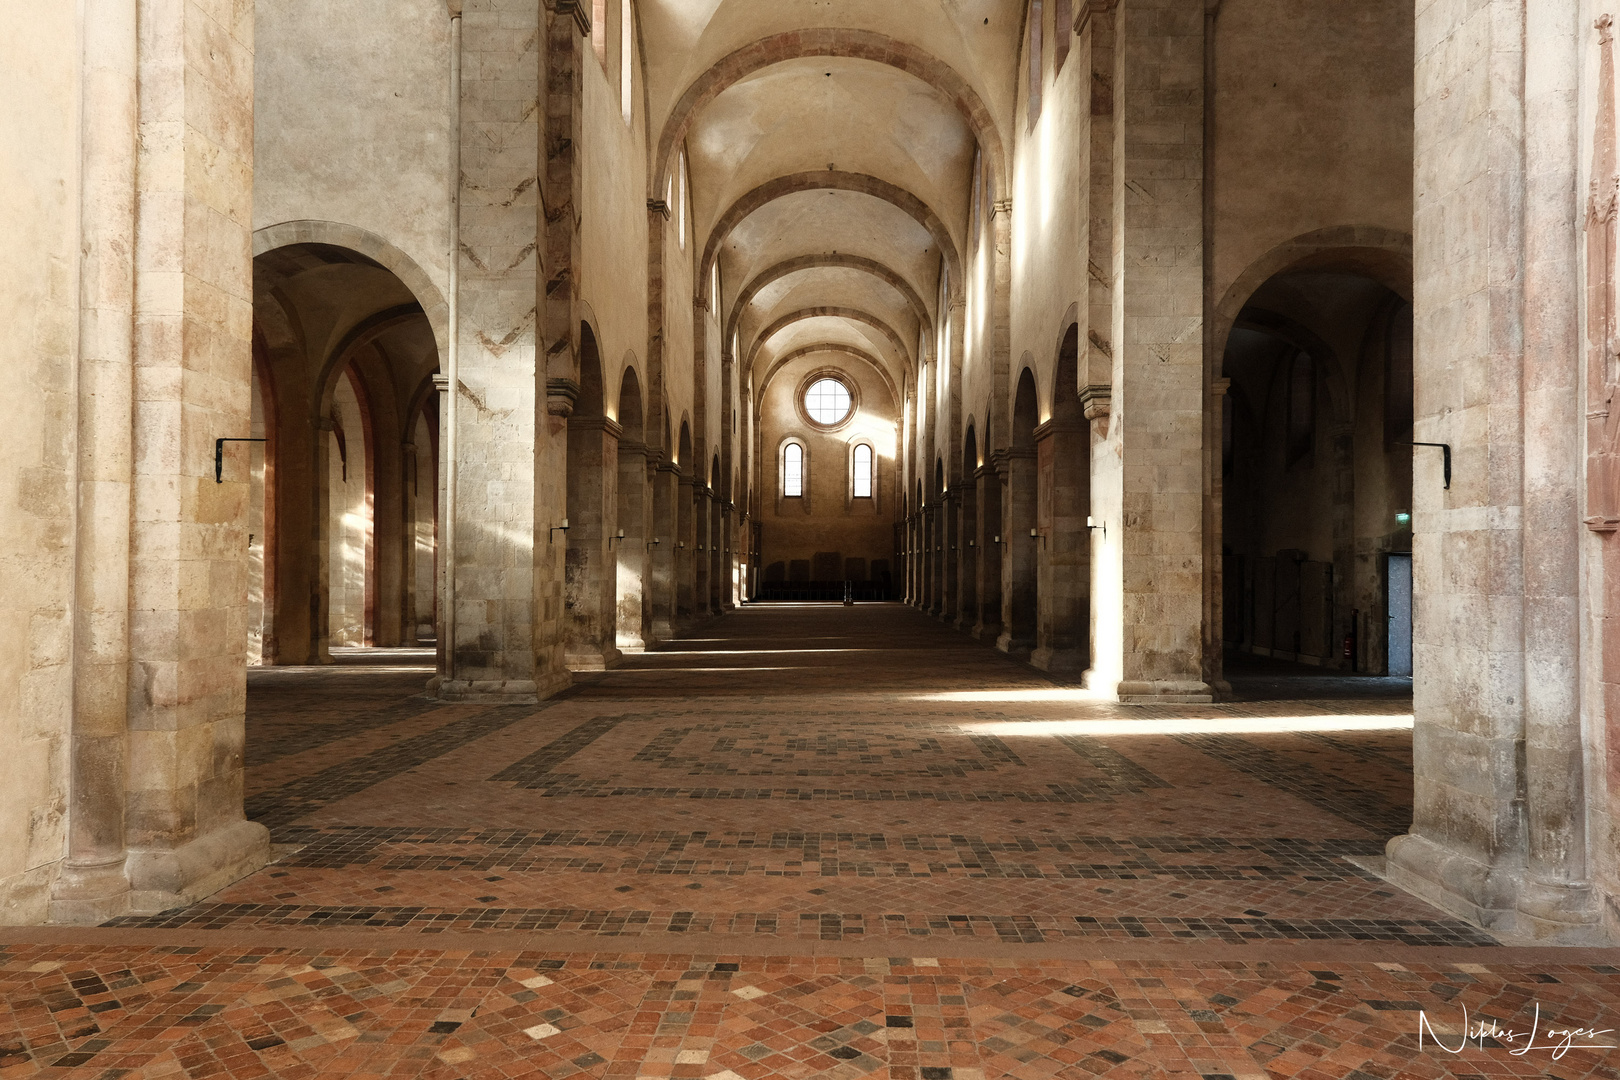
[
  {"xmin": 726, "ymin": 254, "xmax": 932, "ymax": 349},
  {"xmin": 653, "ymin": 28, "xmax": 1008, "ymax": 207},
  {"xmin": 1212, "ymin": 225, "xmax": 1413, "ymax": 373},
  {"xmin": 700, "ymin": 172, "xmax": 963, "ymax": 307},
  {"xmin": 743, "ymin": 307, "xmax": 914, "ymax": 380},
  {"xmin": 253, "ymin": 220, "xmax": 449, "ymax": 359}
]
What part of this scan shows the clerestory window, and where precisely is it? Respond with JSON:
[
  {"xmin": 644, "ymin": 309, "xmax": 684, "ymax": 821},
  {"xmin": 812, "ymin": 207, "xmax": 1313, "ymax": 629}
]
[
  {"xmin": 853, "ymin": 444, "xmax": 873, "ymax": 498},
  {"xmin": 784, "ymin": 443, "xmax": 803, "ymax": 497}
]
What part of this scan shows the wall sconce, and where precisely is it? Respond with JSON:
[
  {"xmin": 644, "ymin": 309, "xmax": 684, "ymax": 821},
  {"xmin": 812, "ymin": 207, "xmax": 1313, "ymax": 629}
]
[
  {"xmin": 678, "ymin": 541, "xmax": 686, "ymax": 549},
  {"xmin": 647, "ymin": 537, "xmax": 662, "ymax": 550},
  {"xmin": 697, "ymin": 544, "xmax": 706, "ymax": 552},
  {"xmin": 549, "ymin": 518, "xmax": 570, "ymax": 542},
  {"xmin": 993, "ymin": 534, "xmax": 1006, "ymax": 545},
  {"xmin": 1087, "ymin": 515, "xmax": 1106, "ymax": 537},
  {"xmin": 1030, "ymin": 528, "xmax": 1045, "ymax": 547},
  {"xmin": 607, "ymin": 528, "xmax": 626, "ymax": 548},
  {"xmin": 968, "ymin": 539, "xmax": 976, "ymax": 548}
]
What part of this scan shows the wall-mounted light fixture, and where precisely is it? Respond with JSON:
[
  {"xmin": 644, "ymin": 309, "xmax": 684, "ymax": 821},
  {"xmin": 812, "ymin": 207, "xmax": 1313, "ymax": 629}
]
[
  {"xmin": 1030, "ymin": 528, "xmax": 1045, "ymax": 547},
  {"xmin": 677, "ymin": 541, "xmax": 686, "ymax": 549},
  {"xmin": 549, "ymin": 518, "xmax": 570, "ymax": 542},
  {"xmin": 1087, "ymin": 515, "xmax": 1106, "ymax": 537},
  {"xmin": 647, "ymin": 537, "xmax": 662, "ymax": 550},
  {"xmin": 607, "ymin": 528, "xmax": 626, "ymax": 548},
  {"xmin": 993, "ymin": 534, "xmax": 1006, "ymax": 545},
  {"xmin": 967, "ymin": 539, "xmax": 976, "ymax": 548}
]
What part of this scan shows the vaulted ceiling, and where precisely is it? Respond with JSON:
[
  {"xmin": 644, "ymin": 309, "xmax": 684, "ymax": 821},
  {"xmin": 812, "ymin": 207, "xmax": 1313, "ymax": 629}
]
[{"xmin": 638, "ymin": 0, "xmax": 1027, "ymax": 407}]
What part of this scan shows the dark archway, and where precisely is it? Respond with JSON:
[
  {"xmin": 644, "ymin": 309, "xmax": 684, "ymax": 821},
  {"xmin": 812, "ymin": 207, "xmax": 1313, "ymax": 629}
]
[
  {"xmin": 1033, "ymin": 326, "xmax": 1089, "ymax": 673},
  {"xmin": 565, "ymin": 324, "xmax": 620, "ymax": 669},
  {"xmin": 956, "ymin": 424, "xmax": 979, "ymax": 631},
  {"xmin": 1220, "ymin": 270, "xmax": 1413, "ymax": 682}
]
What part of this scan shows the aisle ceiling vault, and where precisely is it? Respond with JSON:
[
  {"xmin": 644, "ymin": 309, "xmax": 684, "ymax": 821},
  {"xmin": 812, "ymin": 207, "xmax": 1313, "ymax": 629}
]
[{"xmin": 638, "ymin": 0, "xmax": 1026, "ymax": 406}]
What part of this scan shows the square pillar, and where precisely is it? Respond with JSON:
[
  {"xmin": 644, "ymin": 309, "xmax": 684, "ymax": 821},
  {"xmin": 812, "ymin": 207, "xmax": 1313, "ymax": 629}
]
[
  {"xmin": 1098, "ymin": 0, "xmax": 1213, "ymax": 702},
  {"xmin": 122, "ymin": 0, "xmax": 268, "ymax": 914}
]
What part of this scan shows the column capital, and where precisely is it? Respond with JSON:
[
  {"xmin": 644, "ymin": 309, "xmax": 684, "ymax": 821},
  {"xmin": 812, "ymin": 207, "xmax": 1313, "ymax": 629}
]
[
  {"xmin": 555, "ymin": 0, "xmax": 592, "ymax": 37},
  {"xmin": 546, "ymin": 377, "xmax": 580, "ymax": 417}
]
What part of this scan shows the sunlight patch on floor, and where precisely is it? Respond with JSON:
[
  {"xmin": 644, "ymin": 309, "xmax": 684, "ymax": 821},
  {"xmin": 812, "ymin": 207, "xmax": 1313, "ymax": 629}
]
[{"xmin": 959, "ymin": 715, "xmax": 1415, "ymax": 737}]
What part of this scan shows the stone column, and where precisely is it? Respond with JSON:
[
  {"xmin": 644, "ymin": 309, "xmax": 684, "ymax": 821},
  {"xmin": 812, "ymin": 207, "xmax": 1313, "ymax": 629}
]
[
  {"xmin": 1101, "ymin": 0, "xmax": 1213, "ymax": 701},
  {"xmin": 121, "ymin": 0, "xmax": 268, "ymax": 914},
  {"xmin": 648, "ymin": 460, "xmax": 678, "ymax": 642},
  {"xmin": 676, "ymin": 471, "xmax": 696, "ymax": 621},
  {"xmin": 1032, "ymin": 419, "xmax": 1089, "ymax": 674},
  {"xmin": 565, "ymin": 416, "xmax": 622, "ymax": 670},
  {"xmin": 997, "ymin": 448, "xmax": 1038, "ymax": 656},
  {"xmin": 51, "ymin": 0, "xmax": 140, "ymax": 923},
  {"xmin": 614, "ymin": 440, "xmax": 649, "ymax": 653},
  {"xmin": 926, "ymin": 501, "xmax": 939, "ymax": 612},
  {"xmin": 400, "ymin": 440, "xmax": 420, "ymax": 644},
  {"xmin": 954, "ymin": 483, "xmax": 978, "ymax": 631},
  {"xmin": 437, "ymin": 0, "xmax": 547, "ymax": 701},
  {"xmin": 719, "ymin": 502, "xmax": 735, "ymax": 611},
  {"xmin": 939, "ymin": 488, "xmax": 959, "ymax": 621},
  {"xmin": 716, "ymin": 495, "xmax": 729, "ymax": 612},
  {"xmin": 1386, "ymin": 0, "xmax": 1598, "ymax": 941},
  {"xmin": 693, "ymin": 484, "xmax": 712, "ymax": 616},
  {"xmin": 1082, "ymin": 386, "xmax": 1120, "ymax": 691},
  {"xmin": 533, "ymin": 2, "xmax": 589, "ymax": 699},
  {"xmin": 972, "ymin": 464, "xmax": 1004, "ymax": 642}
]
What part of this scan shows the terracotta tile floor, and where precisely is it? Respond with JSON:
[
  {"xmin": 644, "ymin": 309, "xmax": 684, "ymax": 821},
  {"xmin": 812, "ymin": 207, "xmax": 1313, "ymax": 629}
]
[{"xmin": 6, "ymin": 603, "xmax": 1620, "ymax": 1078}]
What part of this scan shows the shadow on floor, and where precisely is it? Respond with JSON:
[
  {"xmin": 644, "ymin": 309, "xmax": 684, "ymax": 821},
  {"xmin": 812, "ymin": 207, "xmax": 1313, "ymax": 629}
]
[{"xmin": 1223, "ymin": 650, "xmax": 1413, "ymax": 702}]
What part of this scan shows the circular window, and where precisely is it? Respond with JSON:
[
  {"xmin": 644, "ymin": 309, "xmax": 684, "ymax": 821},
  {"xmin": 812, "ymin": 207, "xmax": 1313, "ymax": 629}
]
[{"xmin": 804, "ymin": 378, "xmax": 852, "ymax": 426}]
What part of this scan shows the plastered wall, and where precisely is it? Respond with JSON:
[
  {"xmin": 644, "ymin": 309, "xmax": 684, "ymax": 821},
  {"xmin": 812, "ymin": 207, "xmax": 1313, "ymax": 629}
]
[{"xmin": 253, "ymin": 0, "xmax": 452, "ymax": 296}]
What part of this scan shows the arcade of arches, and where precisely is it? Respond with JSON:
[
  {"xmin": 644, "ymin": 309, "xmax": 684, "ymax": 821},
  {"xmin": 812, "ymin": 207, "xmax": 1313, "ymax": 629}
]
[{"xmin": 9, "ymin": 0, "xmax": 1620, "ymax": 1072}]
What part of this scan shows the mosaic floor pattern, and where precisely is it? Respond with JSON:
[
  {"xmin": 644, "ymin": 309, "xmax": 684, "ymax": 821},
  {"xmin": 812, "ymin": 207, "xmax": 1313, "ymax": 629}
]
[{"xmin": 5, "ymin": 603, "xmax": 1619, "ymax": 1078}]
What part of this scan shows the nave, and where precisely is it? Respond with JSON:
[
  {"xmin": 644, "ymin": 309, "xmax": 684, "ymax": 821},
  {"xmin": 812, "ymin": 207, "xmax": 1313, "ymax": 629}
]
[{"xmin": 3, "ymin": 606, "xmax": 1618, "ymax": 1079}]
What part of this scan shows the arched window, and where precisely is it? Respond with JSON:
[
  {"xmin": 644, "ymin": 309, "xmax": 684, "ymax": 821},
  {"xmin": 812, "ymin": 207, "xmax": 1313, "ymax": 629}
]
[
  {"xmin": 853, "ymin": 444, "xmax": 873, "ymax": 498},
  {"xmin": 1053, "ymin": 0, "xmax": 1072, "ymax": 75},
  {"xmin": 620, "ymin": 0, "xmax": 634, "ymax": 126},
  {"xmin": 677, "ymin": 150, "xmax": 688, "ymax": 250},
  {"xmin": 1026, "ymin": 0, "xmax": 1044, "ymax": 128},
  {"xmin": 784, "ymin": 442, "xmax": 804, "ymax": 497}
]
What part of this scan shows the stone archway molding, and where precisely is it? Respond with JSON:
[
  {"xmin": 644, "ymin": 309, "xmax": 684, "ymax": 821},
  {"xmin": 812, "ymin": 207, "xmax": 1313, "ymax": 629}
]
[
  {"xmin": 700, "ymin": 172, "xmax": 963, "ymax": 306},
  {"xmin": 253, "ymin": 220, "xmax": 450, "ymax": 360},
  {"xmin": 742, "ymin": 306, "xmax": 914, "ymax": 382},
  {"xmin": 727, "ymin": 254, "xmax": 932, "ymax": 353},
  {"xmin": 1211, "ymin": 225, "xmax": 1413, "ymax": 368}
]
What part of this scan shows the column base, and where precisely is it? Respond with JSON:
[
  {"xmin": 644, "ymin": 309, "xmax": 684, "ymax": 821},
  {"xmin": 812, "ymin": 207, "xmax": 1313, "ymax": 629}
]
[
  {"xmin": 1515, "ymin": 877, "xmax": 1603, "ymax": 944},
  {"xmin": 1030, "ymin": 646, "xmax": 1086, "ymax": 674},
  {"xmin": 971, "ymin": 621, "xmax": 1001, "ymax": 643},
  {"xmin": 126, "ymin": 818, "xmax": 270, "ymax": 916},
  {"xmin": 1383, "ymin": 831, "xmax": 1518, "ymax": 931},
  {"xmin": 47, "ymin": 856, "xmax": 131, "ymax": 925},
  {"xmin": 565, "ymin": 647, "xmax": 623, "ymax": 673},
  {"xmin": 431, "ymin": 672, "xmax": 572, "ymax": 703},
  {"xmin": 995, "ymin": 632, "xmax": 1034, "ymax": 658},
  {"xmin": 1115, "ymin": 680, "xmax": 1215, "ymax": 704}
]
